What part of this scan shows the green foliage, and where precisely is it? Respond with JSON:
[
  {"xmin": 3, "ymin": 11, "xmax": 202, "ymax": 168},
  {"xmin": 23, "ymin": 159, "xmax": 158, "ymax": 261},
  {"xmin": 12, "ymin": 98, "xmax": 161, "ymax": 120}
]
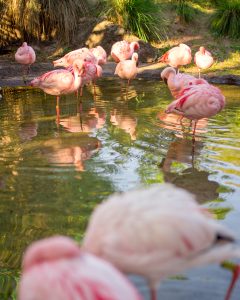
[
  {"xmin": 175, "ymin": 0, "xmax": 196, "ymax": 23},
  {"xmin": 101, "ymin": 0, "xmax": 166, "ymax": 42},
  {"xmin": 211, "ymin": 0, "xmax": 240, "ymax": 39},
  {"xmin": 1, "ymin": 0, "xmax": 90, "ymax": 42}
]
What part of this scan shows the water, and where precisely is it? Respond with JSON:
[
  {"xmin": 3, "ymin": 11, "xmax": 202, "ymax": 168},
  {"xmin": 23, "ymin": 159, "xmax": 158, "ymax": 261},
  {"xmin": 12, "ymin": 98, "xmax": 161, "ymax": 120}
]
[{"xmin": 0, "ymin": 78, "xmax": 240, "ymax": 299}]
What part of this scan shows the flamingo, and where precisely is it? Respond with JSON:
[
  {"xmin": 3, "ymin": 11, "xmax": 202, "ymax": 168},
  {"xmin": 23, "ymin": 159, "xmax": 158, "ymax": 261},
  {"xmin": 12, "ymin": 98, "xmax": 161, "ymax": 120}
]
[
  {"xmin": 18, "ymin": 236, "xmax": 142, "ymax": 300},
  {"xmin": 158, "ymin": 44, "xmax": 192, "ymax": 72},
  {"xmin": 53, "ymin": 47, "xmax": 97, "ymax": 68},
  {"xmin": 90, "ymin": 45, "xmax": 107, "ymax": 65},
  {"xmin": 30, "ymin": 59, "xmax": 85, "ymax": 124},
  {"xmin": 194, "ymin": 46, "xmax": 214, "ymax": 78},
  {"xmin": 114, "ymin": 52, "xmax": 138, "ymax": 93},
  {"xmin": 83, "ymin": 183, "xmax": 240, "ymax": 300},
  {"xmin": 165, "ymin": 83, "xmax": 225, "ymax": 140},
  {"xmin": 111, "ymin": 40, "xmax": 140, "ymax": 63},
  {"xmin": 161, "ymin": 67, "xmax": 209, "ymax": 99},
  {"xmin": 15, "ymin": 42, "xmax": 36, "ymax": 84}
]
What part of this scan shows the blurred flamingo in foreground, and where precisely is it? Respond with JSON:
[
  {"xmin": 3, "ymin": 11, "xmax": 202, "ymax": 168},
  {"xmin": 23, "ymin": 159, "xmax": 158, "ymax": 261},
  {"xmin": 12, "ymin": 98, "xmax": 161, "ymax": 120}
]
[
  {"xmin": 18, "ymin": 236, "xmax": 142, "ymax": 300},
  {"xmin": 83, "ymin": 183, "xmax": 240, "ymax": 300},
  {"xmin": 159, "ymin": 43, "xmax": 192, "ymax": 72},
  {"xmin": 165, "ymin": 83, "xmax": 225, "ymax": 140},
  {"xmin": 111, "ymin": 40, "xmax": 140, "ymax": 62},
  {"xmin": 194, "ymin": 46, "xmax": 214, "ymax": 78},
  {"xmin": 30, "ymin": 59, "xmax": 85, "ymax": 124},
  {"xmin": 15, "ymin": 42, "xmax": 36, "ymax": 84},
  {"xmin": 161, "ymin": 67, "xmax": 209, "ymax": 99}
]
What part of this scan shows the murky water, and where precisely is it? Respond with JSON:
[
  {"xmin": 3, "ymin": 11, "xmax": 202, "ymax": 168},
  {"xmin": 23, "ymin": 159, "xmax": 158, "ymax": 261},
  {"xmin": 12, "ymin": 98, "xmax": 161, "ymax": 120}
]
[{"xmin": 0, "ymin": 78, "xmax": 240, "ymax": 299}]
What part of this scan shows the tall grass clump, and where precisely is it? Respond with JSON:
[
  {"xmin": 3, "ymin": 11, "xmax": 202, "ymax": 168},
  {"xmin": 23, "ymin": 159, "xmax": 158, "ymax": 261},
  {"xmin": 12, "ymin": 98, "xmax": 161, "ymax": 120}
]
[
  {"xmin": 2, "ymin": 0, "xmax": 90, "ymax": 42},
  {"xmin": 175, "ymin": 0, "xmax": 196, "ymax": 23},
  {"xmin": 211, "ymin": 0, "xmax": 240, "ymax": 39},
  {"xmin": 101, "ymin": 0, "xmax": 166, "ymax": 42}
]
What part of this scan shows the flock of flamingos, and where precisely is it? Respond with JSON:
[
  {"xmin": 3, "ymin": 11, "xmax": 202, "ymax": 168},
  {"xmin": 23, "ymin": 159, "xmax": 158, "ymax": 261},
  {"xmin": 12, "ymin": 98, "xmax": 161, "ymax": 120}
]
[{"xmin": 14, "ymin": 41, "xmax": 240, "ymax": 300}]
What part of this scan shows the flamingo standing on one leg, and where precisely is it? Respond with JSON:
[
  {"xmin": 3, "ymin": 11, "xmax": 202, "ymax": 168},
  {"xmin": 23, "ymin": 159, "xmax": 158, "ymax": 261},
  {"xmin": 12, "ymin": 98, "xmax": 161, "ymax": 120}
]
[
  {"xmin": 30, "ymin": 59, "xmax": 85, "ymax": 124},
  {"xmin": 15, "ymin": 42, "xmax": 36, "ymax": 84},
  {"xmin": 83, "ymin": 183, "xmax": 240, "ymax": 300},
  {"xmin": 18, "ymin": 236, "xmax": 142, "ymax": 300},
  {"xmin": 161, "ymin": 66, "xmax": 209, "ymax": 99},
  {"xmin": 165, "ymin": 83, "xmax": 225, "ymax": 140},
  {"xmin": 194, "ymin": 46, "xmax": 214, "ymax": 78},
  {"xmin": 53, "ymin": 47, "xmax": 97, "ymax": 68},
  {"xmin": 114, "ymin": 52, "xmax": 138, "ymax": 97},
  {"xmin": 158, "ymin": 43, "xmax": 192, "ymax": 73},
  {"xmin": 111, "ymin": 40, "xmax": 140, "ymax": 62}
]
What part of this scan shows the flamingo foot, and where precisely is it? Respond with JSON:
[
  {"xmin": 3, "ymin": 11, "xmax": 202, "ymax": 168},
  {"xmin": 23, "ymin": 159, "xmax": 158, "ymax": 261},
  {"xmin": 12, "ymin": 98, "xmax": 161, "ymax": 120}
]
[
  {"xmin": 224, "ymin": 265, "xmax": 240, "ymax": 300},
  {"xmin": 150, "ymin": 287, "xmax": 157, "ymax": 300}
]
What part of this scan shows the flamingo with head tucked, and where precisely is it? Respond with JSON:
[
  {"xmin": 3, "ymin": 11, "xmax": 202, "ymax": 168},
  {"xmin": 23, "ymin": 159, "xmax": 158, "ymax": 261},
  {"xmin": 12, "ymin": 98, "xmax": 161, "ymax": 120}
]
[
  {"xmin": 15, "ymin": 42, "xmax": 36, "ymax": 84},
  {"xmin": 83, "ymin": 183, "xmax": 240, "ymax": 300},
  {"xmin": 18, "ymin": 236, "xmax": 142, "ymax": 300},
  {"xmin": 111, "ymin": 40, "xmax": 140, "ymax": 63},
  {"xmin": 30, "ymin": 59, "xmax": 85, "ymax": 124},
  {"xmin": 90, "ymin": 45, "xmax": 107, "ymax": 65},
  {"xmin": 159, "ymin": 43, "xmax": 192, "ymax": 72},
  {"xmin": 161, "ymin": 67, "xmax": 209, "ymax": 99},
  {"xmin": 194, "ymin": 46, "xmax": 214, "ymax": 78},
  {"xmin": 165, "ymin": 83, "xmax": 225, "ymax": 139},
  {"xmin": 53, "ymin": 47, "xmax": 97, "ymax": 68}
]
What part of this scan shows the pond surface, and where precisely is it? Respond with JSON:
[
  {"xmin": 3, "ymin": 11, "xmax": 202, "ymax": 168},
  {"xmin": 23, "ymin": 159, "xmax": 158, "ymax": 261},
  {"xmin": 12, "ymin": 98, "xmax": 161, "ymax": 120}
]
[{"xmin": 0, "ymin": 78, "xmax": 240, "ymax": 299}]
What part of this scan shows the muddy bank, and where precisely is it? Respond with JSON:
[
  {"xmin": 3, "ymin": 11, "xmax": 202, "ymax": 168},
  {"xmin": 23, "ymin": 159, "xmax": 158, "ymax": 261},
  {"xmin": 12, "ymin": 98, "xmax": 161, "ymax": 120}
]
[{"xmin": 1, "ymin": 59, "xmax": 240, "ymax": 87}]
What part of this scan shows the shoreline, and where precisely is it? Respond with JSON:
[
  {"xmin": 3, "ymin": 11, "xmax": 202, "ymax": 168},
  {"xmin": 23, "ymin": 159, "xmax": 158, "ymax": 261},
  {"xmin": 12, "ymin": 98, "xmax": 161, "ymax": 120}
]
[{"xmin": 1, "ymin": 61, "xmax": 240, "ymax": 87}]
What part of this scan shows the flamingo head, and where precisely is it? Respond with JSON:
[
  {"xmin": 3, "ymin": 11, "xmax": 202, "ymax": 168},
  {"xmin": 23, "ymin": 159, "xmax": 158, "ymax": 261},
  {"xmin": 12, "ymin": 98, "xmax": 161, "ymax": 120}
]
[
  {"xmin": 132, "ymin": 52, "xmax": 138, "ymax": 64},
  {"xmin": 73, "ymin": 59, "xmax": 86, "ymax": 76},
  {"xmin": 22, "ymin": 42, "xmax": 28, "ymax": 47},
  {"xmin": 199, "ymin": 46, "xmax": 206, "ymax": 54},
  {"xmin": 161, "ymin": 67, "xmax": 176, "ymax": 84}
]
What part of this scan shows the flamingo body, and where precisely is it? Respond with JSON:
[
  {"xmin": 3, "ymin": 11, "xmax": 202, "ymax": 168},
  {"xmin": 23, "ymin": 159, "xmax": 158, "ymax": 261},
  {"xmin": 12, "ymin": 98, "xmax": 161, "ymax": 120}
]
[
  {"xmin": 165, "ymin": 84, "xmax": 225, "ymax": 120},
  {"xmin": 159, "ymin": 44, "xmax": 192, "ymax": 69},
  {"xmin": 161, "ymin": 67, "xmax": 209, "ymax": 99},
  {"xmin": 15, "ymin": 42, "xmax": 36, "ymax": 65},
  {"xmin": 194, "ymin": 46, "xmax": 214, "ymax": 71},
  {"xmin": 83, "ymin": 184, "xmax": 240, "ymax": 299},
  {"xmin": 114, "ymin": 53, "xmax": 138, "ymax": 81},
  {"xmin": 111, "ymin": 40, "xmax": 140, "ymax": 63},
  {"xmin": 18, "ymin": 236, "xmax": 142, "ymax": 300},
  {"xmin": 90, "ymin": 46, "xmax": 107, "ymax": 65},
  {"xmin": 53, "ymin": 47, "xmax": 97, "ymax": 68}
]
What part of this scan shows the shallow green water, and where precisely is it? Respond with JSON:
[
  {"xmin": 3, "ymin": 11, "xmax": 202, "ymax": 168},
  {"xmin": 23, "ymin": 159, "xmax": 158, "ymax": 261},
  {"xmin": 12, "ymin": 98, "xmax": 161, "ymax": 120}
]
[{"xmin": 0, "ymin": 78, "xmax": 240, "ymax": 299}]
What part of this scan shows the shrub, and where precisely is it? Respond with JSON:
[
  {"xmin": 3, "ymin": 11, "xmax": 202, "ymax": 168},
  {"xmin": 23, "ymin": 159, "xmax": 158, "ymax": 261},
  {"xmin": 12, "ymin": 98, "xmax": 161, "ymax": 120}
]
[
  {"xmin": 176, "ymin": 0, "xmax": 196, "ymax": 23},
  {"xmin": 211, "ymin": 0, "xmax": 240, "ymax": 39},
  {"xmin": 101, "ymin": 0, "xmax": 166, "ymax": 42}
]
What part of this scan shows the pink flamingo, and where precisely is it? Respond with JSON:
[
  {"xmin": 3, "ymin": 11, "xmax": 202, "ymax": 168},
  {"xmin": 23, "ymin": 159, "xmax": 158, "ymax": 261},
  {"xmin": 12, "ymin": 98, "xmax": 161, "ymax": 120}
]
[
  {"xmin": 161, "ymin": 67, "xmax": 209, "ymax": 99},
  {"xmin": 18, "ymin": 236, "xmax": 142, "ymax": 300},
  {"xmin": 83, "ymin": 183, "xmax": 240, "ymax": 300},
  {"xmin": 90, "ymin": 45, "xmax": 107, "ymax": 65},
  {"xmin": 53, "ymin": 47, "xmax": 97, "ymax": 68},
  {"xmin": 159, "ymin": 43, "xmax": 192, "ymax": 72},
  {"xmin": 194, "ymin": 46, "xmax": 214, "ymax": 78},
  {"xmin": 111, "ymin": 40, "xmax": 140, "ymax": 63},
  {"xmin": 114, "ymin": 52, "xmax": 138, "ymax": 92},
  {"xmin": 15, "ymin": 42, "xmax": 36, "ymax": 84},
  {"xmin": 165, "ymin": 83, "xmax": 225, "ymax": 139},
  {"xmin": 30, "ymin": 59, "xmax": 85, "ymax": 124}
]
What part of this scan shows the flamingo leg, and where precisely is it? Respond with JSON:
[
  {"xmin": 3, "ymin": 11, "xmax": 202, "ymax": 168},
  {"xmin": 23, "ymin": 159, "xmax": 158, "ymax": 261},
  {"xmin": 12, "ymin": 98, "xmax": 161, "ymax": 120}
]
[
  {"xmin": 224, "ymin": 266, "xmax": 240, "ymax": 300},
  {"xmin": 198, "ymin": 69, "xmax": 201, "ymax": 79},
  {"xmin": 22, "ymin": 65, "xmax": 27, "ymax": 85},
  {"xmin": 125, "ymin": 79, "xmax": 130, "ymax": 100},
  {"xmin": 56, "ymin": 96, "xmax": 60, "ymax": 126},
  {"xmin": 150, "ymin": 287, "xmax": 157, "ymax": 300},
  {"xmin": 192, "ymin": 120, "xmax": 197, "ymax": 144},
  {"xmin": 93, "ymin": 81, "xmax": 96, "ymax": 98}
]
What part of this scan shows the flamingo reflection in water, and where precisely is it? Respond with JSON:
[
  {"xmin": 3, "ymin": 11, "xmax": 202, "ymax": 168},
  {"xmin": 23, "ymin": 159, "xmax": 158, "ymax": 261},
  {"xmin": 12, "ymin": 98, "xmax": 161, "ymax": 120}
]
[{"xmin": 42, "ymin": 135, "xmax": 101, "ymax": 172}]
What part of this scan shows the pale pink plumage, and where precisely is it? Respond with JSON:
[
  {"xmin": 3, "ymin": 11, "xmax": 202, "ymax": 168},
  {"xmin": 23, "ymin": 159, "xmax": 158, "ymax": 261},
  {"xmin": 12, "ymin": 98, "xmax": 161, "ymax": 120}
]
[
  {"xmin": 83, "ymin": 183, "xmax": 240, "ymax": 300},
  {"xmin": 53, "ymin": 47, "xmax": 97, "ymax": 68},
  {"xmin": 18, "ymin": 236, "xmax": 142, "ymax": 300},
  {"xmin": 161, "ymin": 67, "xmax": 209, "ymax": 99},
  {"xmin": 15, "ymin": 42, "xmax": 36, "ymax": 65},
  {"xmin": 111, "ymin": 40, "xmax": 140, "ymax": 63},
  {"xmin": 114, "ymin": 52, "xmax": 138, "ymax": 83},
  {"xmin": 194, "ymin": 46, "xmax": 214, "ymax": 78},
  {"xmin": 90, "ymin": 46, "xmax": 107, "ymax": 65},
  {"xmin": 159, "ymin": 43, "xmax": 192, "ymax": 69},
  {"xmin": 165, "ymin": 83, "xmax": 225, "ymax": 120}
]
